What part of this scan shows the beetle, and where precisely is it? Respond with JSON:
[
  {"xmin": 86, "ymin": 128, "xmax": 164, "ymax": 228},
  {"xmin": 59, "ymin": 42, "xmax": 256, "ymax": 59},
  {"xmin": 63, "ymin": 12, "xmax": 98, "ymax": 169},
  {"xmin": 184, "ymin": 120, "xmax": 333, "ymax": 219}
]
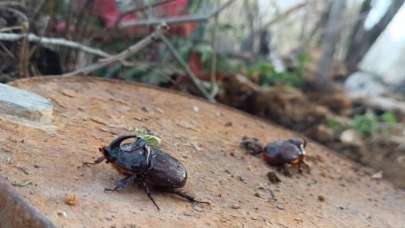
[
  {"xmin": 84, "ymin": 135, "xmax": 209, "ymax": 210},
  {"xmin": 262, "ymin": 138, "xmax": 307, "ymax": 170}
]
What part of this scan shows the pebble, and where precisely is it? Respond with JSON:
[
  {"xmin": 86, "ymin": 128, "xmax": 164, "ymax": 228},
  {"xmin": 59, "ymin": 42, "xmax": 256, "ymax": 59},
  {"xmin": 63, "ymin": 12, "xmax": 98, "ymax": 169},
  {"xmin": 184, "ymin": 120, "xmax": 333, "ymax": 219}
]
[
  {"xmin": 231, "ymin": 204, "xmax": 241, "ymax": 209},
  {"xmin": 276, "ymin": 205, "xmax": 285, "ymax": 210},
  {"xmin": 57, "ymin": 211, "xmax": 67, "ymax": 218}
]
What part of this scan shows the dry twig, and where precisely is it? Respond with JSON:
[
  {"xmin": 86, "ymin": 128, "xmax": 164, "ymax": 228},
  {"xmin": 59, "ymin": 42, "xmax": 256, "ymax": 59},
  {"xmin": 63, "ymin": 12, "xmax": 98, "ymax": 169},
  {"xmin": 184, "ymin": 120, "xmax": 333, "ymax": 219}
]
[
  {"xmin": 62, "ymin": 27, "xmax": 164, "ymax": 76},
  {"xmin": 0, "ymin": 32, "xmax": 111, "ymax": 58},
  {"xmin": 159, "ymin": 33, "xmax": 213, "ymax": 101}
]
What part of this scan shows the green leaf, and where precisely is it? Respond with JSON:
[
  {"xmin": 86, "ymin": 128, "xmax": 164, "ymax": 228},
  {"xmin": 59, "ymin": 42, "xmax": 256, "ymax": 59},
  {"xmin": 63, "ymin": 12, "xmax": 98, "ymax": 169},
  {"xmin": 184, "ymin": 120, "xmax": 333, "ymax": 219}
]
[
  {"xmin": 351, "ymin": 113, "xmax": 379, "ymax": 135},
  {"xmin": 133, "ymin": 128, "xmax": 161, "ymax": 148},
  {"xmin": 381, "ymin": 112, "xmax": 398, "ymax": 126}
]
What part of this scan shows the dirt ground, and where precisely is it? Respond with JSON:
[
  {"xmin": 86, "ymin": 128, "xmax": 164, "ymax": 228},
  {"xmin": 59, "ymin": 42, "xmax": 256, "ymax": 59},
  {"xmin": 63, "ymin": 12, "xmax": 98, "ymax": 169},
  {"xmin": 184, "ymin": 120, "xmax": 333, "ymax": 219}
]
[{"xmin": 0, "ymin": 76, "xmax": 405, "ymax": 228}]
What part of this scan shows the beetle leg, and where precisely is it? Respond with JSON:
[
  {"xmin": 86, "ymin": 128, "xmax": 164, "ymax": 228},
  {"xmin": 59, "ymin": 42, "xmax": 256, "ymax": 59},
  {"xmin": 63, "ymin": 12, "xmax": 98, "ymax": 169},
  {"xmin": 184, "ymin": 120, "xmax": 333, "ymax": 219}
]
[
  {"xmin": 170, "ymin": 190, "xmax": 210, "ymax": 205},
  {"xmin": 105, "ymin": 175, "xmax": 138, "ymax": 192},
  {"xmin": 83, "ymin": 156, "xmax": 105, "ymax": 166},
  {"xmin": 142, "ymin": 182, "xmax": 160, "ymax": 211},
  {"xmin": 278, "ymin": 165, "xmax": 292, "ymax": 177}
]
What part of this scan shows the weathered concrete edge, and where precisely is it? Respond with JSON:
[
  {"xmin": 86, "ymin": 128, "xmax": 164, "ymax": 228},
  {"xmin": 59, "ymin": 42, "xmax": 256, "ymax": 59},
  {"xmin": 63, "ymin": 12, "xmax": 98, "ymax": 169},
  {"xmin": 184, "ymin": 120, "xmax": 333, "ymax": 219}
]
[
  {"xmin": 0, "ymin": 83, "xmax": 53, "ymax": 122},
  {"xmin": 0, "ymin": 176, "xmax": 56, "ymax": 228}
]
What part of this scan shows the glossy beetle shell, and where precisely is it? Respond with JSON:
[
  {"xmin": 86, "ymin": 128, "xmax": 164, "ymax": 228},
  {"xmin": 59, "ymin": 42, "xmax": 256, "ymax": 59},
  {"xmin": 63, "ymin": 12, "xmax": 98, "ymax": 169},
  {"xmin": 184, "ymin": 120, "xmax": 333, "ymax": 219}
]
[
  {"xmin": 263, "ymin": 139, "xmax": 304, "ymax": 166},
  {"xmin": 144, "ymin": 149, "xmax": 187, "ymax": 189}
]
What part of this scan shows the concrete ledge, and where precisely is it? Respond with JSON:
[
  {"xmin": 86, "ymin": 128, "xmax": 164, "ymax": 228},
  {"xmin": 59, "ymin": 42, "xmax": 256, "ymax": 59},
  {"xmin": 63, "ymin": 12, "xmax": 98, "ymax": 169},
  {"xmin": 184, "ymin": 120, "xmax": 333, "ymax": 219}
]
[{"xmin": 0, "ymin": 83, "xmax": 53, "ymax": 126}]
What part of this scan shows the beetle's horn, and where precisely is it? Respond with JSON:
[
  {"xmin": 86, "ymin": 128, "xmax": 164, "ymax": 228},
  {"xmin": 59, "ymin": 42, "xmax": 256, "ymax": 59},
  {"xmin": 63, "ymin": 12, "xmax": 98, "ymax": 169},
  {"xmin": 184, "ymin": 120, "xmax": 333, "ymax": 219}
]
[{"xmin": 109, "ymin": 135, "xmax": 138, "ymax": 149}]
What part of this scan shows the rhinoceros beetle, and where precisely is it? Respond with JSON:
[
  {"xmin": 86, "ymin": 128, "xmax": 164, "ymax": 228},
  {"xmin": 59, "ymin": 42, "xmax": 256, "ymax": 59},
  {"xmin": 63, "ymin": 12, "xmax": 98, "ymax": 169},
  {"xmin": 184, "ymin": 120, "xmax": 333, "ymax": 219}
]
[
  {"xmin": 263, "ymin": 138, "xmax": 307, "ymax": 170},
  {"xmin": 84, "ymin": 135, "xmax": 208, "ymax": 210},
  {"xmin": 241, "ymin": 137, "xmax": 307, "ymax": 170}
]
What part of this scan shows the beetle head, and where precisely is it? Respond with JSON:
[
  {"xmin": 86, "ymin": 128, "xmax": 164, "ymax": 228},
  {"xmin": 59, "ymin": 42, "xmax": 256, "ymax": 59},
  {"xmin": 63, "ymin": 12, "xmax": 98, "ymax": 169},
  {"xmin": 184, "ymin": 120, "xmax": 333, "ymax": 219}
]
[
  {"xmin": 99, "ymin": 135, "xmax": 139, "ymax": 163},
  {"xmin": 288, "ymin": 138, "xmax": 306, "ymax": 156}
]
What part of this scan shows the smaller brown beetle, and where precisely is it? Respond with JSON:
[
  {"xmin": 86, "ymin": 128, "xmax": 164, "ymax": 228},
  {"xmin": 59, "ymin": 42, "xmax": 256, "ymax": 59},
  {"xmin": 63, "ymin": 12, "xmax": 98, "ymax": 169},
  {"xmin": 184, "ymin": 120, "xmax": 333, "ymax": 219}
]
[
  {"xmin": 84, "ymin": 135, "xmax": 208, "ymax": 210},
  {"xmin": 263, "ymin": 138, "xmax": 307, "ymax": 170}
]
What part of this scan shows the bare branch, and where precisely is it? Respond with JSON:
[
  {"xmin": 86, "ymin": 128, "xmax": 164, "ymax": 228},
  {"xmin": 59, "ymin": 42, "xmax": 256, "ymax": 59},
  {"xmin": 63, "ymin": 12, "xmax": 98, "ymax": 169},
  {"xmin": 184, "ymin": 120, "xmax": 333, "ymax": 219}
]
[
  {"xmin": 0, "ymin": 32, "xmax": 111, "ymax": 58},
  {"xmin": 119, "ymin": 0, "xmax": 236, "ymax": 28},
  {"xmin": 62, "ymin": 28, "xmax": 163, "ymax": 76},
  {"xmin": 18, "ymin": 22, "xmax": 29, "ymax": 78},
  {"xmin": 262, "ymin": 2, "xmax": 307, "ymax": 29},
  {"xmin": 114, "ymin": 0, "xmax": 177, "ymax": 29},
  {"xmin": 209, "ymin": 14, "xmax": 219, "ymax": 99}
]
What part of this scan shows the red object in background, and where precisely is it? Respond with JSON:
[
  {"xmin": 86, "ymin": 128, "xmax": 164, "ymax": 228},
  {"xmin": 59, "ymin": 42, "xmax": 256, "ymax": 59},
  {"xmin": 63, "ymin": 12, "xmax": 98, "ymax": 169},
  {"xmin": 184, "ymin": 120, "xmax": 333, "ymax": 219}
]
[
  {"xmin": 188, "ymin": 52, "xmax": 205, "ymax": 79},
  {"xmin": 56, "ymin": 0, "xmax": 196, "ymax": 37},
  {"xmin": 93, "ymin": 0, "xmax": 195, "ymax": 36}
]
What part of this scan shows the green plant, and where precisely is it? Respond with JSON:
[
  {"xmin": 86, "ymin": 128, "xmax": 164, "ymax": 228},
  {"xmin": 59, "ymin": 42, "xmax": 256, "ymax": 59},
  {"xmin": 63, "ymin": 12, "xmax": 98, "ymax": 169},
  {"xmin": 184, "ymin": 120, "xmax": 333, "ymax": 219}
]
[
  {"xmin": 326, "ymin": 117, "xmax": 345, "ymax": 132},
  {"xmin": 246, "ymin": 51, "xmax": 309, "ymax": 88},
  {"xmin": 246, "ymin": 62, "xmax": 304, "ymax": 87},
  {"xmin": 351, "ymin": 113, "xmax": 379, "ymax": 135},
  {"xmin": 381, "ymin": 112, "xmax": 398, "ymax": 127}
]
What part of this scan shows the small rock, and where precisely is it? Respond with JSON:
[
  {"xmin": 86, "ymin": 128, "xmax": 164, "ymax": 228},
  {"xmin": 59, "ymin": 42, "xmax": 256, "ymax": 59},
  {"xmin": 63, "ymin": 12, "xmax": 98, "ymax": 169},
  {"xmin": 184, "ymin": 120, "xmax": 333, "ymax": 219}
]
[
  {"xmin": 141, "ymin": 106, "xmax": 149, "ymax": 112},
  {"xmin": 155, "ymin": 107, "xmax": 164, "ymax": 113},
  {"xmin": 225, "ymin": 121, "xmax": 232, "ymax": 127},
  {"xmin": 238, "ymin": 176, "xmax": 246, "ymax": 183},
  {"xmin": 193, "ymin": 106, "xmax": 200, "ymax": 112},
  {"xmin": 183, "ymin": 212, "xmax": 193, "ymax": 216},
  {"xmin": 57, "ymin": 211, "xmax": 67, "ymax": 218},
  {"xmin": 318, "ymin": 195, "xmax": 325, "ymax": 202},
  {"xmin": 256, "ymin": 184, "xmax": 266, "ymax": 190},
  {"xmin": 276, "ymin": 205, "xmax": 285, "ymax": 210},
  {"xmin": 64, "ymin": 193, "xmax": 78, "ymax": 206},
  {"xmin": 371, "ymin": 171, "xmax": 383, "ymax": 179},
  {"xmin": 294, "ymin": 218, "xmax": 303, "ymax": 223},
  {"xmin": 231, "ymin": 204, "xmax": 241, "ymax": 209},
  {"xmin": 267, "ymin": 171, "xmax": 281, "ymax": 184},
  {"xmin": 254, "ymin": 192, "xmax": 262, "ymax": 198},
  {"xmin": 190, "ymin": 143, "xmax": 202, "ymax": 151}
]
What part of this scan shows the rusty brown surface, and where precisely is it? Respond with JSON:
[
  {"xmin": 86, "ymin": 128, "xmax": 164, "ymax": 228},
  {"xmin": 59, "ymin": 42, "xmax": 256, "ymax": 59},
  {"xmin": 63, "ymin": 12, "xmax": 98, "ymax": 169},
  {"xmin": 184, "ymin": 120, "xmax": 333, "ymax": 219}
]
[
  {"xmin": 0, "ymin": 176, "xmax": 55, "ymax": 228},
  {"xmin": 0, "ymin": 76, "xmax": 404, "ymax": 227}
]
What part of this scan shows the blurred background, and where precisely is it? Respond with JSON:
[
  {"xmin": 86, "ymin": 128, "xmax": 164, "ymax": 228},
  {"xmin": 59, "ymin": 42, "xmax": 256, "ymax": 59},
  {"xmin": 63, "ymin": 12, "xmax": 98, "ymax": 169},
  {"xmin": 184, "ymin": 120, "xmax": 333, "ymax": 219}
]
[{"xmin": 0, "ymin": 0, "xmax": 405, "ymax": 188}]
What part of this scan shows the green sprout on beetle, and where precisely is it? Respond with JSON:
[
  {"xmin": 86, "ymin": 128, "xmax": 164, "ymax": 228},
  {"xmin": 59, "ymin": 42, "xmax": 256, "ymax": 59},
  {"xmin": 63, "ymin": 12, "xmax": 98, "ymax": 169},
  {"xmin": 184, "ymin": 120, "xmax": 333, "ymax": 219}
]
[{"xmin": 133, "ymin": 128, "xmax": 162, "ymax": 148}]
